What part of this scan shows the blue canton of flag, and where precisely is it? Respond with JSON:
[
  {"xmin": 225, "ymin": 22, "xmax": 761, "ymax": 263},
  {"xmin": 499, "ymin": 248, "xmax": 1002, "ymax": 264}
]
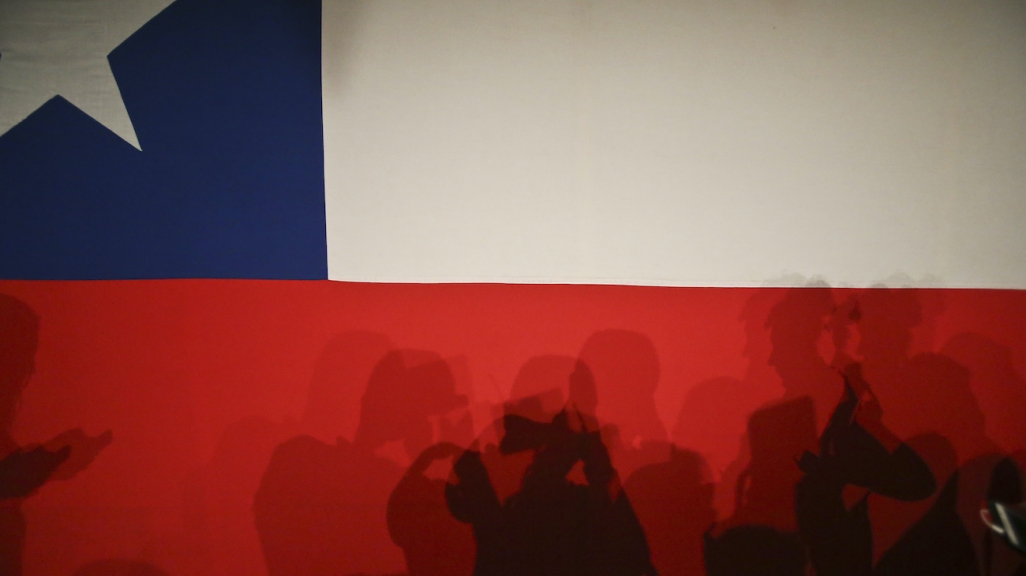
[{"xmin": 0, "ymin": 0, "xmax": 326, "ymax": 280}]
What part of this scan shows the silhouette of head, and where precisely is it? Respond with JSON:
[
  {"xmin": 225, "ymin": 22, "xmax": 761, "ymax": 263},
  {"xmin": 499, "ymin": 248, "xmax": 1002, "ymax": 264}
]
[
  {"xmin": 355, "ymin": 350, "xmax": 467, "ymax": 459},
  {"xmin": 0, "ymin": 294, "xmax": 39, "ymax": 431},
  {"xmin": 568, "ymin": 360, "xmax": 598, "ymax": 416},
  {"xmin": 301, "ymin": 331, "xmax": 394, "ymax": 442},
  {"xmin": 765, "ymin": 288, "xmax": 834, "ymax": 387},
  {"xmin": 942, "ymin": 332, "xmax": 1026, "ymax": 453},
  {"xmin": 749, "ymin": 396, "xmax": 818, "ymax": 477},
  {"xmin": 501, "ymin": 411, "xmax": 584, "ymax": 483},
  {"xmin": 578, "ymin": 329, "xmax": 665, "ymax": 445},
  {"xmin": 739, "ymin": 289, "xmax": 787, "ymax": 369},
  {"xmin": 506, "ymin": 355, "xmax": 576, "ymax": 422},
  {"xmin": 987, "ymin": 457, "xmax": 1022, "ymax": 504},
  {"xmin": 855, "ymin": 289, "xmax": 922, "ymax": 362}
]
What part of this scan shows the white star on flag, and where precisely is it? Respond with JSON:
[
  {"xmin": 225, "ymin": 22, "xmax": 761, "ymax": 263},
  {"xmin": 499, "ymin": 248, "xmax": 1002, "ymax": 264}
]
[{"xmin": 0, "ymin": 0, "xmax": 174, "ymax": 150}]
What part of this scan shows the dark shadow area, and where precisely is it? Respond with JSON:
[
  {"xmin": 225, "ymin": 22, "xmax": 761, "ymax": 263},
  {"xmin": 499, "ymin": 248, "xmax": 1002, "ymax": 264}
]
[
  {"xmin": 796, "ymin": 365, "xmax": 950, "ymax": 576},
  {"xmin": 447, "ymin": 409, "xmax": 655, "ymax": 576},
  {"xmin": 867, "ymin": 432, "xmax": 960, "ymax": 563},
  {"xmin": 683, "ymin": 287, "xmax": 843, "ymax": 524},
  {"xmin": 726, "ymin": 396, "xmax": 817, "ymax": 533},
  {"xmin": 474, "ymin": 355, "xmax": 584, "ymax": 508},
  {"xmin": 703, "ymin": 525, "xmax": 806, "ymax": 576},
  {"xmin": 980, "ymin": 458, "xmax": 1025, "ymax": 575},
  {"xmin": 976, "ymin": 455, "xmax": 1017, "ymax": 574},
  {"xmin": 624, "ymin": 446, "xmax": 715, "ymax": 576},
  {"xmin": 873, "ymin": 472, "xmax": 977, "ymax": 576},
  {"xmin": 388, "ymin": 441, "xmax": 475, "ymax": 576}
]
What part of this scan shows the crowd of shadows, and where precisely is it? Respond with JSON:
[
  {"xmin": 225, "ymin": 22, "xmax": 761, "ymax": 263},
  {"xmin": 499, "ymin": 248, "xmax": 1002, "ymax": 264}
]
[
  {"xmin": 250, "ymin": 288, "xmax": 1026, "ymax": 576},
  {"xmin": 2, "ymin": 288, "xmax": 1026, "ymax": 575}
]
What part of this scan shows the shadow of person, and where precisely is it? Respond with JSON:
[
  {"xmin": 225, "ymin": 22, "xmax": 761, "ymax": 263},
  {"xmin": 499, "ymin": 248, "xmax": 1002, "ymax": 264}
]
[
  {"xmin": 796, "ymin": 367, "xmax": 936, "ymax": 576},
  {"xmin": 942, "ymin": 332, "xmax": 1026, "ymax": 573},
  {"xmin": 942, "ymin": 333, "xmax": 1026, "ymax": 456},
  {"xmin": 300, "ymin": 331, "xmax": 396, "ymax": 444},
  {"xmin": 689, "ymin": 287, "xmax": 844, "ymax": 526},
  {"xmin": 386, "ymin": 355, "xmax": 476, "ymax": 576},
  {"xmin": 480, "ymin": 355, "xmax": 581, "ymax": 503},
  {"xmin": 623, "ymin": 446, "xmax": 715, "ymax": 576},
  {"xmin": 979, "ymin": 457, "xmax": 1026, "ymax": 576},
  {"xmin": 182, "ymin": 415, "xmax": 289, "ymax": 576},
  {"xmin": 388, "ymin": 441, "xmax": 475, "ymax": 576},
  {"xmin": 765, "ymin": 288, "xmax": 845, "ymax": 432},
  {"xmin": 0, "ymin": 294, "xmax": 112, "ymax": 576},
  {"xmin": 446, "ymin": 410, "xmax": 655, "ymax": 576},
  {"xmin": 723, "ymin": 396, "xmax": 818, "ymax": 533},
  {"xmin": 254, "ymin": 348, "xmax": 468, "ymax": 576},
  {"xmin": 873, "ymin": 471, "xmax": 977, "ymax": 576},
  {"xmin": 578, "ymin": 330, "xmax": 666, "ymax": 478},
  {"xmin": 673, "ymin": 288, "xmax": 787, "ymax": 511},
  {"xmin": 182, "ymin": 330, "xmax": 392, "ymax": 575},
  {"xmin": 856, "ymin": 290, "xmax": 997, "ymax": 464},
  {"xmin": 469, "ymin": 357, "xmax": 606, "ymax": 514},
  {"xmin": 867, "ymin": 432, "xmax": 959, "ymax": 563},
  {"xmin": 507, "ymin": 355, "xmax": 579, "ymax": 422}
]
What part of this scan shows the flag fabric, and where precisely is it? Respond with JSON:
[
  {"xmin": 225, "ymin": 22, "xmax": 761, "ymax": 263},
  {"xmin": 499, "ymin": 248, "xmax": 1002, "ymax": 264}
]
[
  {"xmin": 2, "ymin": 0, "xmax": 1026, "ymax": 286},
  {"xmin": 2, "ymin": 1, "xmax": 1026, "ymax": 576}
]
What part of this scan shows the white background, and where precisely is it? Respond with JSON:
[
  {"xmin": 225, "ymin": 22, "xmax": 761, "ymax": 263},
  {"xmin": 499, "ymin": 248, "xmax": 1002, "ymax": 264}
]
[{"xmin": 323, "ymin": 0, "xmax": 1026, "ymax": 287}]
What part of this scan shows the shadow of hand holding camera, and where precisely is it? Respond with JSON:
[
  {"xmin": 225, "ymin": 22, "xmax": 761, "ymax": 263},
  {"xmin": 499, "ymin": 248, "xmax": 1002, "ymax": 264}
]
[{"xmin": 447, "ymin": 408, "xmax": 654, "ymax": 576}]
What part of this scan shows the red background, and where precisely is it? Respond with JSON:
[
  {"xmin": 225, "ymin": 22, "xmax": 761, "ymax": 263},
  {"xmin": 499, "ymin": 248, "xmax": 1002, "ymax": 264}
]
[{"xmin": 1, "ymin": 280, "xmax": 1024, "ymax": 575}]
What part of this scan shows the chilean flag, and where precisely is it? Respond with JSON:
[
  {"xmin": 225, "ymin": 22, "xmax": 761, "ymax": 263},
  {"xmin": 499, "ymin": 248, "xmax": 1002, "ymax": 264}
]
[{"xmin": 2, "ymin": 0, "xmax": 1026, "ymax": 575}]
